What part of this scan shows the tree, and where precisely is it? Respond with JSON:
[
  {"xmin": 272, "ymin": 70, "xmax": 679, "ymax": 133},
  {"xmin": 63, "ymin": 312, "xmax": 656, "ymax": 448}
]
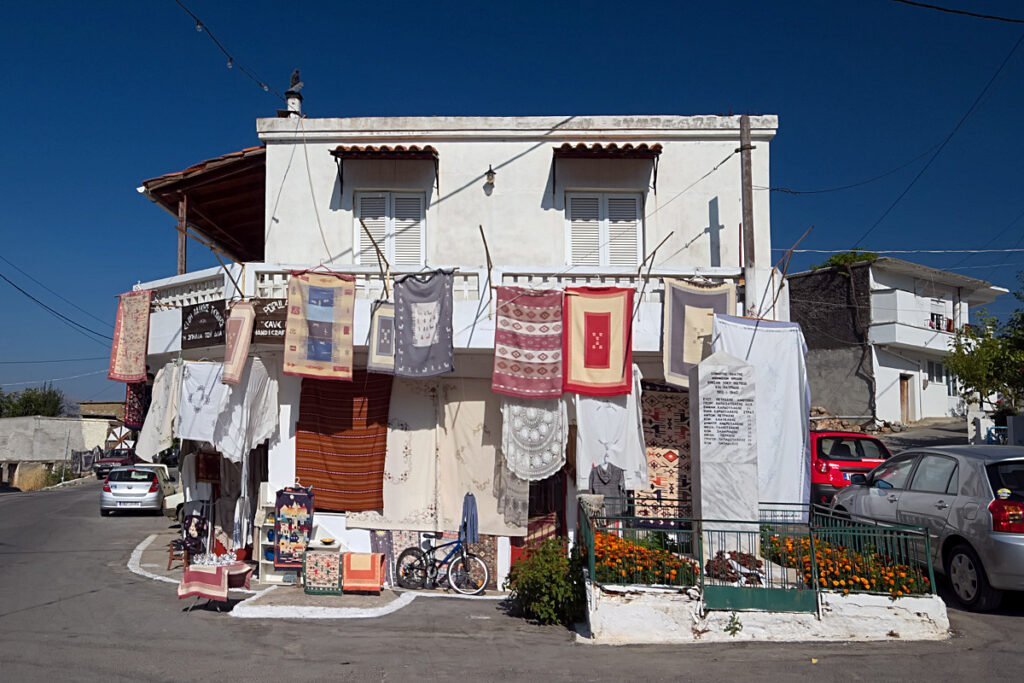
[
  {"xmin": 0, "ymin": 383, "xmax": 68, "ymax": 418},
  {"xmin": 811, "ymin": 249, "xmax": 879, "ymax": 271},
  {"xmin": 945, "ymin": 272, "xmax": 1024, "ymax": 413}
]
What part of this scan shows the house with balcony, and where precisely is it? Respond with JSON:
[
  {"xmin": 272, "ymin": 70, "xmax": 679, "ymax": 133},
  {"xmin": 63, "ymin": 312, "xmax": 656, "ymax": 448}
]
[
  {"xmin": 132, "ymin": 102, "xmax": 781, "ymax": 583},
  {"xmin": 788, "ymin": 257, "xmax": 1004, "ymax": 425}
]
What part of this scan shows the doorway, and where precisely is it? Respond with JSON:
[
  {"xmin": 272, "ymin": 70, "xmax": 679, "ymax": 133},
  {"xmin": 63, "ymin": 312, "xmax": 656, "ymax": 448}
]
[{"xmin": 899, "ymin": 374, "xmax": 912, "ymax": 424}]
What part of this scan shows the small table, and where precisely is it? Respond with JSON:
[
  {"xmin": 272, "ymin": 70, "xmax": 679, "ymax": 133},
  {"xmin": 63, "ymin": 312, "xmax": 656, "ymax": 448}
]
[{"xmin": 178, "ymin": 561, "xmax": 254, "ymax": 609}]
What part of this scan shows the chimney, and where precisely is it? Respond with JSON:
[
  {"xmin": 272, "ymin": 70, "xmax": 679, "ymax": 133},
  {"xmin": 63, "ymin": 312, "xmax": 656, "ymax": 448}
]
[{"xmin": 284, "ymin": 89, "xmax": 302, "ymax": 117}]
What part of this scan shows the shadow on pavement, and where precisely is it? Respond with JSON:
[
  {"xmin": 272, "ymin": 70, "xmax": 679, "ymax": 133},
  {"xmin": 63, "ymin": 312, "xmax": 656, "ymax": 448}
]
[{"xmin": 935, "ymin": 575, "xmax": 1024, "ymax": 617}]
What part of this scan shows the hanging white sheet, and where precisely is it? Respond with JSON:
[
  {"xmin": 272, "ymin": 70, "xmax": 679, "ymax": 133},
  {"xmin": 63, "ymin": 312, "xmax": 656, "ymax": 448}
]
[
  {"xmin": 711, "ymin": 314, "xmax": 811, "ymax": 508},
  {"xmin": 574, "ymin": 365, "xmax": 647, "ymax": 491},
  {"xmin": 135, "ymin": 360, "xmax": 182, "ymax": 461},
  {"xmin": 213, "ymin": 356, "xmax": 280, "ymax": 463},
  {"xmin": 177, "ymin": 362, "xmax": 229, "ymax": 443}
]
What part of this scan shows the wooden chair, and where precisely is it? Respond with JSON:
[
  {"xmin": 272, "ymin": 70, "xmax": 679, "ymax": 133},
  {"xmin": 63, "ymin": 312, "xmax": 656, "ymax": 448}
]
[{"xmin": 167, "ymin": 540, "xmax": 190, "ymax": 571}]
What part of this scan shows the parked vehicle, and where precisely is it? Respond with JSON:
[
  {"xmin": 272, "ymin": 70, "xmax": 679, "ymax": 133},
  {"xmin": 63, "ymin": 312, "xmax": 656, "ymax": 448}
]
[
  {"xmin": 93, "ymin": 449, "xmax": 139, "ymax": 479},
  {"xmin": 162, "ymin": 490, "xmax": 184, "ymax": 523},
  {"xmin": 831, "ymin": 445, "xmax": 1024, "ymax": 611},
  {"xmin": 810, "ymin": 431, "xmax": 891, "ymax": 505},
  {"xmin": 132, "ymin": 463, "xmax": 177, "ymax": 498},
  {"xmin": 100, "ymin": 467, "xmax": 164, "ymax": 516}
]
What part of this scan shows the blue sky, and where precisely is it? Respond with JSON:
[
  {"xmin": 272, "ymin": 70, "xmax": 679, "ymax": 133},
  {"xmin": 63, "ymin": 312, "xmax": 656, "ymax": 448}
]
[{"xmin": 1, "ymin": 0, "xmax": 1022, "ymax": 402}]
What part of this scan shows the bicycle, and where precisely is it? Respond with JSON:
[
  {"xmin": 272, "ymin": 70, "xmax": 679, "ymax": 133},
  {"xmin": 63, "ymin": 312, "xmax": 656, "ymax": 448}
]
[{"xmin": 395, "ymin": 527, "xmax": 489, "ymax": 596}]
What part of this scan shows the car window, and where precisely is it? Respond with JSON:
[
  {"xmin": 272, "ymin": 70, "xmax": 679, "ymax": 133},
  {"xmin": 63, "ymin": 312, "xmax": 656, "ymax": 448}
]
[
  {"xmin": 871, "ymin": 456, "xmax": 917, "ymax": 490},
  {"xmin": 986, "ymin": 460, "xmax": 1024, "ymax": 502},
  {"xmin": 108, "ymin": 469, "xmax": 156, "ymax": 483},
  {"xmin": 859, "ymin": 439, "xmax": 887, "ymax": 460},
  {"xmin": 946, "ymin": 466, "xmax": 959, "ymax": 495},
  {"xmin": 909, "ymin": 455, "xmax": 958, "ymax": 494},
  {"xmin": 819, "ymin": 438, "xmax": 867, "ymax": 461}
]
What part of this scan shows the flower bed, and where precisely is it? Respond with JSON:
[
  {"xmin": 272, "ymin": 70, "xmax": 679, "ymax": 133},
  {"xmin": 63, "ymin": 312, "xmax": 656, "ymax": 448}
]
[
  {"xmin": 763, "ymin": 533, "xmax": 931, "ymax": 598},
  {"xmin": 593, "ymin": 531, "xmax": 699, "ymax": 587}
]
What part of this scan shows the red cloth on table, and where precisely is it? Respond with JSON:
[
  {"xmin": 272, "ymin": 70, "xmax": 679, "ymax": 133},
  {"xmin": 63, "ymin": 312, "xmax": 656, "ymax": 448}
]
[{"xmin": 177, "ymin": 562, "xmax": 253, "ymax": 602}]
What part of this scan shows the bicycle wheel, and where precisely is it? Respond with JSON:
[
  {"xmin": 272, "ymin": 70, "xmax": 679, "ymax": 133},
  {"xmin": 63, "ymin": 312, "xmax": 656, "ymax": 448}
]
[
  {"xmin": 396, "ymin": 547, "xmax": 428, "ymax": 589},
  {"xmin": 447, "ymin": 553, "xmax": 489, "ymax": 596}
]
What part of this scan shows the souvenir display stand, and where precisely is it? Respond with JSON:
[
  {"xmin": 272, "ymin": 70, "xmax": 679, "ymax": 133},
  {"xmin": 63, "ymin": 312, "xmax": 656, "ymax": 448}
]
[
  {"xmin": 303, "ymin": 540, "xmax": 343, "ymax": 595},
  {"xmin": 255, "ymin": 482, "xmax": 297, "ymax": 585}
]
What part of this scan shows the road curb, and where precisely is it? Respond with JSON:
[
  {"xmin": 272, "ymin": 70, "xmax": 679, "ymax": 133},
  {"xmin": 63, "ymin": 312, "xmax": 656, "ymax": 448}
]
[
  {"xmin": 127, "ymin": 534, "xmax": 178, "ymax": 585},
  {"xmin": 231, "ymin": 588, "xmax": 418, "ymax": 620}
]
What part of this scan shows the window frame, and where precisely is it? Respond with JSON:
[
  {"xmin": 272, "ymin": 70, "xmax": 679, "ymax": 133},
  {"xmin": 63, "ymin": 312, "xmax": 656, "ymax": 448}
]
[
  {"xmin": 869, "ymin": 454, "xmax": 919, "ymax": 491},
  {"xmin": 564, "ymin": 191, "xmax": 644, "ymax": 267},
  {"xmin": 353, "ymin": 190, "xmax": 427, "ymax": 268},
  {"xmin": 908, "ymin": 454, "xmax": 959, "ymax": 495}
]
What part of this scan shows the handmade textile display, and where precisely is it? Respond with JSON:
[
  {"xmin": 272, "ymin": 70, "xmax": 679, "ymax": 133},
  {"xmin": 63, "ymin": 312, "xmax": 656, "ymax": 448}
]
[
  {"xmin": 342, "ymin": 552, "xmax": 386, "ymax": 593},
  {"xmin": 589, "ymin": 463, "xmax": 626, "ymax": 516},
  {"xmin": 500, "ymin": 397, "xmax": 567, "ymax": 481},
  {"xmin": 304, "ymin": 547, "xmax": 342, "ymax": 594},
  {"xmin": 176, "ymin": 362, "xmax": 229, "ymax": 443},
  {"xmin": 346, "ymin": 380, "xmax": 441, "ymax": 532},
  {"xmin": 295, "ymin": 371, "xmax": 393, "ymax": 512},
  {"xmin": 492, "ymin": 287, "xmax": 563, "ymax": 398},
  {"xmin": 108, "ymin": 289, "xmax": 152, "ymax": 382},
  {"xmin": 662, "ymin": 279, "xmax": 736, "ymax": 388},
  {"xmin": 563, "ymin": 287, "xmax": 634, "ymax": 396},
  {"xmin": 283, "ymin": 271, "xmax": 356, "ymax": 380},
  {"xmin": 712, "ymin": 314, "xmax": 811, "ymax": 508},
  {"xmin": 222, "ymin": 301, "xmax": 255, "ymax": 385},
  {"xmin": 177, "ymin": 562, "xmax": 253, "ymax": 602},
  {"xmin": 274, "ymin": 486, "xmax": 314, "ymax": 569},
  {"xmin": 123, "ymin": 381, "xmax": 151, "ymax": 430},
  {"xmin": 136, "ymin": 361, "xmax": 182, "ymax": 461},
  {"xmin": 493, "ymin": 458, "xmax": 529, "ymax": 529},
  {"xmin": 212, "ymin": 356, "xmax": 279, "ymax": 463},
  {"xmin": 393, "ymin": 270, "xmax": 454, "ymax": 377},
  {"xmin": 574, "ymin": 365, "xmax": 647, "ymax": 491},
  {"xmin": 366, "ymin": 301, "xmax": 396, "ymax": 374},
  {"xmin": 635, "ymin": 388, "xmax": 692, "ymax": 523}
]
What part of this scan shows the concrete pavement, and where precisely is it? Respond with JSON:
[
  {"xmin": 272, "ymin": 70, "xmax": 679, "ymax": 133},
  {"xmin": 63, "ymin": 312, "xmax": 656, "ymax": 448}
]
[{"xmin": 1, "ymin": 481, "xmax": 1023, "ymax": 681}]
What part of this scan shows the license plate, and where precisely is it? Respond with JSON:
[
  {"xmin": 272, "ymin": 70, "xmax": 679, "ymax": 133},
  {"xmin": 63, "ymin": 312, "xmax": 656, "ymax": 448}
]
[
  {"xmin": 843, "ymin": 472, "xmax": 852, "ymax": 481},
  {"xmin": 118, "ymin": 501, "xmax": 142, "ymax": 507}
]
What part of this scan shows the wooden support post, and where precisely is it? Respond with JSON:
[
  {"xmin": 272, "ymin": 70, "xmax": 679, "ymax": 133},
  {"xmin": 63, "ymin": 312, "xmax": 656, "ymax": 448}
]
[
  {"xmin": 740, "ymin": 115, "xmax": 755, "ymax": 270},
  {"xmin": 177, "ymin": 194, "xmax": 188, "ymax": 275}
]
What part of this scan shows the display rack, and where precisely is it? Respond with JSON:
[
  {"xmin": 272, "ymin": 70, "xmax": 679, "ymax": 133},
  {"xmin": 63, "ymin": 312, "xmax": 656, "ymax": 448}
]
[{"xmin": 254, "ymin": 483, "xmax": 298, "ymax": 586}]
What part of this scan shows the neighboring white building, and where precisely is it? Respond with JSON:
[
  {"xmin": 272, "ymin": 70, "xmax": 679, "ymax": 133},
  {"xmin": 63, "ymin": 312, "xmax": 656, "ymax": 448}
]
[
  {"xmin": 134, "ymin": 108, "xmax": 782, "ymax": 580},
  {"xmin": 789, "ymin": 258, "xmax": 1005, "ymax": 425}
]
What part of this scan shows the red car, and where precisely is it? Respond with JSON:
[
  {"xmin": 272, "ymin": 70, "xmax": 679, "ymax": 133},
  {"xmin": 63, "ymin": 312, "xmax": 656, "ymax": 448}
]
[{"xmin": 810, "ymin": 431, "xmax": 892, "ymax": 505}]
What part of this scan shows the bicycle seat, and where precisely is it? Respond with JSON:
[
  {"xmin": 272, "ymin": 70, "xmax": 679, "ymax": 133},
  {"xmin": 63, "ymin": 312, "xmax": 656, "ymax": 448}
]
[{"xmin": 421, "ymin": 532, "xmax": 443, "ymax": 540}]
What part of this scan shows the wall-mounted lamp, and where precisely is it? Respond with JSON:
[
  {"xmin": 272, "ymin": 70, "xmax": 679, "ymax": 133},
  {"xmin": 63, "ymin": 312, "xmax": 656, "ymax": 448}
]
[{"xmin": 485, "ymin": 165, "xmax": 497, "ymax": 185}]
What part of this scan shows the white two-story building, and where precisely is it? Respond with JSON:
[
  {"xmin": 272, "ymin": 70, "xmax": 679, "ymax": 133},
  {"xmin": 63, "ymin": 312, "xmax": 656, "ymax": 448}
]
[
  {"xmin": 789, "ymin": 257, "xmax": 1004, "ymax": 425},
  {"xmin": 134, "ymin": 103, "xmax": 781, "ymax": 581}
]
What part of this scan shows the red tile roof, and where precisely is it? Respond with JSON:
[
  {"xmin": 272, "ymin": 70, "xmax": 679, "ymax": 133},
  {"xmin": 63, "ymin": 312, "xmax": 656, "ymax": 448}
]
[
  {"xmin": 553, "ymin": 142, "xmax": 663, "ymax": 159},
  {"xmin": 330, "ymin": 144, "xmax": 438, "ymax": 160}
]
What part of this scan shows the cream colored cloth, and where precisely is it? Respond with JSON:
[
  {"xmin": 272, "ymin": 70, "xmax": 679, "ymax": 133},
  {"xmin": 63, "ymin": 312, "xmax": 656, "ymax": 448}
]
[{"xmin": 135, "ymin": 361, "xmax": 182, "ymax": 461}]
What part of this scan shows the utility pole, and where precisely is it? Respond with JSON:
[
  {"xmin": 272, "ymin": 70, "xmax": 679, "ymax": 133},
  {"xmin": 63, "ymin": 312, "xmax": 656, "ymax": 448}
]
[
  {"xmin": 177, "ymin": 194, "xmax": 188, "ymax": 275},
  {"xmin": 739, "ymin": 115, "xmax": 758, "ymax": 316}
]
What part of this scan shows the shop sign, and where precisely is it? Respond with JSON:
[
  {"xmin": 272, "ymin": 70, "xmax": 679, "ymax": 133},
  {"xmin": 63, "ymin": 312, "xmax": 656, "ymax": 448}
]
[
  {"xmin": 252, "ymin": 298, "xmax": 287, "ymax": 344},
  {"xmin": 181, "ymin": 300, "xmax": 226, "ymax": 349}
]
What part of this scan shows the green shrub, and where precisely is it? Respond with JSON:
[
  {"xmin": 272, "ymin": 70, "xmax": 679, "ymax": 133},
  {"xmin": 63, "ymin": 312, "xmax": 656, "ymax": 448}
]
[{"xmin": 504, "ymin": 539, "xmax": 585, "ymax": 626}]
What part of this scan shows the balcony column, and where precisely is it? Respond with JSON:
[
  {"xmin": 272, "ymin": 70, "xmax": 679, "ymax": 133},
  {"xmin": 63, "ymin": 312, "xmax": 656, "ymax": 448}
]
[{"xmin": 177, "ymin": 194, "xmax": 188, "ymax": 275}]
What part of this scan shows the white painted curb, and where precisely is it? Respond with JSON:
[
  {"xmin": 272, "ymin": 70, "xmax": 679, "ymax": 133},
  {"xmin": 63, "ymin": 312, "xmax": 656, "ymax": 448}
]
[
  {"xmin": 392, "ymin": 587, "xmax": 507, "ymax": 601},
  {"xmin": 127, "ymin": 534, "xmax": 179, "ymax": 585},
  {"xmin": 231, "ymin": 590, "xmax": 418, "ymax": 620}
]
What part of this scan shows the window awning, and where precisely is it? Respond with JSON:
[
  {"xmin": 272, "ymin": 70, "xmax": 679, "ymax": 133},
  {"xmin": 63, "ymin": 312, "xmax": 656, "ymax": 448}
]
[
  {"xmin": 552, "ymin": 143, "xmax": 663, "ymax": 196},
  {"xmin": 140, "ymin": 146, "xmax": 266, "ymax": 263},
  {"xmin": 330, "ymin": 145, "xmax": 439, "ymax": 195}
]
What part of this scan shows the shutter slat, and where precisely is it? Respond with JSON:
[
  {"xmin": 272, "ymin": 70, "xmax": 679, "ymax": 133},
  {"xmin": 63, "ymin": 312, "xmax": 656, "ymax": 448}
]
[
  {"xmin": 356, "ymin": 194, "xmax": 388, "ymax": 265},
  {"xmin": 607, "ymin": 197, "xmax": 640, "ymax": 267},
  {"xmin": 392, "ymin": 195, "xmax": 424, "ymax": 267},
  {"xmin": 569, "ymin": 196, "xmax": 601, "ymax": 266}
]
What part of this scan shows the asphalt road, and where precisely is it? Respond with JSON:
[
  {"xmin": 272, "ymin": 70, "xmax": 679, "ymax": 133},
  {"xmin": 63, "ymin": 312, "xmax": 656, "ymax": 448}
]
[{"xmin": 1, "ymin": 482, "xmax": 1022, "ymax": 682}]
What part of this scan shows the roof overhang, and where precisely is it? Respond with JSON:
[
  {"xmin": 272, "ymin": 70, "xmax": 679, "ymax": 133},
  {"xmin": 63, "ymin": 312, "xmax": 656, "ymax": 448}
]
[
  {"xmin": 552, "ymin": 142, "xmax": 663, "ymax": 159},
  {"xmin": 138, "ymin": 146, "xmax": 266, "ymax": 262},
  {"xmin": 329, "ymin": 145, "xmax": 440, "ymax": 195}
]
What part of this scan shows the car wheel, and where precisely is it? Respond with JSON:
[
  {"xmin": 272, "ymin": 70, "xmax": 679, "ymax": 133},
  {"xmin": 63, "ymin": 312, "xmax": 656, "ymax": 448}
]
[
  {"xmin": 176, "ymin": 505, "xmax": 184, "ymax": 525},
  {"xmin": 947, "ymin": 543, "xmax": 1002, "ymax": 612}
]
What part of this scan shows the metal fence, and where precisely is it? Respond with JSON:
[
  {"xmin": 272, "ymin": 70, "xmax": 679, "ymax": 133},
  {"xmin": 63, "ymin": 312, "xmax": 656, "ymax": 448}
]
[{"xmin": 579, "ymin": 498, "xmax": 935, "ymax": 607}]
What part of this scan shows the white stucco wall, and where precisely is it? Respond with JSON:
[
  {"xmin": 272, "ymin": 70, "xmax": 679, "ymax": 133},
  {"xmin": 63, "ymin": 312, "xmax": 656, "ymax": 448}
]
[
  {"xmin": 0, "ymin": 417, "xmax": 110, "ymax": 463},
  {"xmin": 874, "ymin": 347, "xmax": 958, "ymax": 423},
  {"xmin": 257, "ymin": 115, "xmax": 776, "ymax": 273}
]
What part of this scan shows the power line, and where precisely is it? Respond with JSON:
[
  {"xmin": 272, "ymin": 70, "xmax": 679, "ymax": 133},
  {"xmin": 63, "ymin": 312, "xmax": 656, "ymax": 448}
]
[
  {"xmin": 850, "ymin": 31, "xmax": 1024, "ymax": 247},
  {"xmin": 947, "ymin": 205, "xmax": 1024, "ymax": 269},
  {"xmin": 0, "ymin": 254, "xmax": 111, "ymax": 327},
  {"xmin": 172, "ymin": 0, "xmax": 284, "ymax": 100},
  {"xmin": 0, "ymin": 356, "xmax": 107, "ymax": 365},
  {"xmin": 0, "ymin": 270, "xmax": 112, "ymax": 345},
  {"xmin": 774, "ymin": 247, "xmax": 1024, "ymax": 254},
  {"xmin": 890, "ymin": 0, "xmax": 1024, "ymax": 24},
  {"xmin": 0, "ymin": 369, "xmax": 107, "ymax": 389},
  {"xmin": 755, "ymin": 143, "xmax": 940, "ymax": 195}
]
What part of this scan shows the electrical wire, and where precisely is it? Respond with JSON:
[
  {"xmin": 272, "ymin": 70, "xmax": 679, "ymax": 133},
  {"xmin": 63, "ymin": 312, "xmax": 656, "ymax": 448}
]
[
  {"xmin": 172, "ymin": 0, "xmax": 284, "ymax": 100},
  {"xmin": 774, "ymin": 247, "xmax": 1024, "ymax": 254},
  {"xmin": 0, "ymin": 357, "xmax": 107, "ymax": 365},
  {"xmin": 755, "ymin": 143, "xmax": 940, "ymax": 195},
  {"xmin": 0, "ymin": 270, "xmax": 112, "ymax": 345},
  {"xmin": 890, "ymin": 0, "xmax": 1024, "ymax": 24},
  {"xmin": 947, "ymin": 205, "xmax": 1024, "ymax": 269},
  {"xmin": 0, "ymin": 369, "xmax": 107, "ymax": 389},
  {"xmin": 0, "ymin": 255, "xmax": 111, "ymax": 327},
  {"xmin": 850, "ymin": 31, "xmax": 1024, "ymax": 247}
]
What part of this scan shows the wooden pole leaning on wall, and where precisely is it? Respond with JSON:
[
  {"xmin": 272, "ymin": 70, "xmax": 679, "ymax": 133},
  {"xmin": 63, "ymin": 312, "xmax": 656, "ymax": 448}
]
[
  {"xmin": 358, "ymin": 218, "xmax": 392, "ymax": 300},
  {"xmin": 177, "ymin": 194, "xmax": 188, "ymax": 275},
  {"xmin": 478, "ymin": 225, "xmax": 495, "ymax": 319},
  {"xmin": 632, "ymin": 230, "xmax": 674, "ymax": 320}
]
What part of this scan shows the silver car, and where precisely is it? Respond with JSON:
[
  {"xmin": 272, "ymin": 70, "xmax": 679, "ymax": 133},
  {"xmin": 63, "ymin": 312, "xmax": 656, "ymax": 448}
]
[
  {"xmin": 100, "ymin": 467, "xmax": 165, "ymax": 516},
  {"xmin": 832, "ymin": 445, "xmax": 1024, "ymax": 611}
]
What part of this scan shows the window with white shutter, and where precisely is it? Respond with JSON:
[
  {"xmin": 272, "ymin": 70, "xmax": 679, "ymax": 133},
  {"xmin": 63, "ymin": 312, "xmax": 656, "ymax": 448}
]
[
  {"xmin": 354, "ymin": 191, "xmax": 425, "ymax": 267},
  {"xmin": 565, "ymin": 192, "xmax": 642, "ymax": 267}
]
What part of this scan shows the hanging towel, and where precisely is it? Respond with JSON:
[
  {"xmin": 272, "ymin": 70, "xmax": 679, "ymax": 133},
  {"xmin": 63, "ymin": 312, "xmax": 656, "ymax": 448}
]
[
  {"xmin": 662, "ymin": 278, "xmax": 736, "ymax": 388},
  {"xmin": 562, "ymin": 286, "xmax": 633, "ymax": 396},
  {"xmin": 492, "ymin": 286, "xmax": 563, "ymax": 398},
  {"xmin": 176, "ymin": 362, "xmax": 229, "ymax": 443},
  {"xmin": 212, "ymin": 356, "xmax": 279, "ymax": 463},
  {"xmin": 222, "ymin": 301, "xmax": 256, "ymax": 385},
  {"xmin": 461, "ymin": 492, "xmax": 479, "ymax": 544},
  {"xmin": 136, "ymin": 361, "xmax": 181, "ymax": 461},
  {"xmin": 366, "ymin": 301, "xmax": 396, "ymax": 374},
  {"xmin": 283, "ymin": 271, "xmax": 356, "ymax": 380},
  {"xmin": 574, "ymin": 365, "xmax": 647, "ymax": 491},
  {"xmin": 108, "ymin": 289, "xmax": 152, "ymax": 382},
  {"xmin": 393, "ymin": 270, "xmax": 454, "ymax": 377}
]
